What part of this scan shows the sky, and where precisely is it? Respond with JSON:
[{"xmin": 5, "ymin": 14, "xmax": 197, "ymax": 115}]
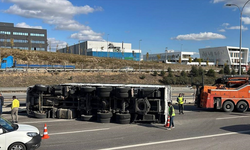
[{"xmin": 1, "ymin": 0, "xmax": 250, "ymax": 57}]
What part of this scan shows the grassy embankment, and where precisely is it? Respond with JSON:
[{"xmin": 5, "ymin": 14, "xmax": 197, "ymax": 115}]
[{"xmin": 0, "ymin": 48, "xmax": 218, "ymax": 87}]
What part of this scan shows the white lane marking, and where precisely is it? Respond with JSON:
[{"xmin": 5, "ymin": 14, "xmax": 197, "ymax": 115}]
[
  {"xmin": 99, "ymin": 130, "xmax": 250, "ymax": 150},
  {"xmin": 216, "ymin": 116, "xmax": 250, "ymax": 120},
  {"xmin": 20, "ymin": 119, "xmax": 78, "ymax": 124},
  {"xmin": 49, "ymin": 128, "xmax": 110, "ymax": 135}
]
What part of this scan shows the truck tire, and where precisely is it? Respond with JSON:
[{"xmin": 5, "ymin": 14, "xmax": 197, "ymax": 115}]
[
  {"xmin": 8, "ymin": 142, "xmax": 26, "ymax": 150},
  {"xmin": 116, "ymin": 113, "xmax": 131, "ymax": 119},
  {"xmin": 81, "ymin": 87, "xmax": 96, "ymax": 93},
  {"xmin": 97, "ymin": 118, "xmax": 111, "ymax": 123},
  {"xmin": 97, "ymin": 112, "xmax": 112, "ymax": 119},
  {"xmin": 116, "ymin": 87, "xmax": 130, "ymax": 93},
  {"xmin": 97, "ymin": 87, "xmax": 112, "ymax": 92},
  {"xmin": 118, "ymin": 93, "xmax": 129, "ymax": 98},
  {"xmin": 135, "ymin": 98, "xmax": 151, "ymax": 115},
  {"xmin": 236, "ymin": 101, "xmax": 248, "ymax": 113},
  {"xmin": 98, "ymin": 92, "xmax": 110, "ymax": 98},
  {"xmin": 117, "ymin": 118, "xmax": 130, "ymax": 124},
  {"xmin": 223, "ymin": 101, "xmax": 234, "ymax": 112},
  {"xmin": 34, "ymin": 111, "xmax": 47, "ymax": 119},
  {"xmin": 34, "ymin": 84, "xmax": 47, "ymax": 92},
  {"xmin": 81, "ymin": 115, "xmax": 93, "ymax": 121}
]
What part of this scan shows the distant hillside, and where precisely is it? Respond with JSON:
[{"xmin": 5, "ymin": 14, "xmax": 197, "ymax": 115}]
[{"xmin": 0, "ymin": 48, "xmax": 216, "ymax": 70}]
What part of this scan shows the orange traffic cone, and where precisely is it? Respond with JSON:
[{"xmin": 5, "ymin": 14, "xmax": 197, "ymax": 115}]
[
  {"xmin": 164, "ymin": 116, "xmax": 170, "ymax": 128},
  {"xmin": 42, "ymin": 123, "xmax": 50, "ymax": 139}
]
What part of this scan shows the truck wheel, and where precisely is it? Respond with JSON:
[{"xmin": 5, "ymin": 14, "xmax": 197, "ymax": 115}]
[
  {"xmin": 236, "ymin": 101, "xmax": 248, "ymax": 113},
  {"xmin": 34, "ymin": 84, "xmax": 47, "ymax": 92},
  {"xmin": 81, "ymin": 115, "xmax": 93, "ymax": 121},
  {"xmin": 116, "ymin": 113, "xmax": 131, "ymax": 119},
  {"xmin": 118, "ymin": 93, "xmax": 129, "ymax": 98},
  {"xmin": 117, "ymin": 118, "xmax": 130, "ymax": 124},
  {"xmin": 97, "ymin": 118, "xmax": 111, "ymax": 123},
  {"xmin": 8, "ymin": 142, "xmax": 26, "ymax": 150},
  {"xmin": 34, "ymin": 111, "xmax": 47, "ymax": 119},
  {"xmin": 81, "ymin": 87, "xmax": 96, "ymax": 93},
  {"xmin": 98, "ymin": 92, "xmax": 110, "ymax": 98},
  {"xmin": 223, "ymin": 101, "xmax": 234, "ymax": 112},
  {"xmin": 97, "ymin": 112, "xmax": 112, "ymax": 119},
  {"xmin": 97, "ymin": 87, "xmax": 112, "ymax": 92},
  {"xmin": 116, "ymin": 87, "xmax": 130, "ymax": 93}
]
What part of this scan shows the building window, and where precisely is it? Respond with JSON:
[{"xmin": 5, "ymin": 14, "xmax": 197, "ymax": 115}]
[
  {"xmin": 31, "ymin": 40, "xmax": 45, "ymax": 44},
  {"xmin": 31, "ymin": 47, "xmax": 45, "ymax": 51},
  {"xmin": 0, "ymin": 31, "xmax": 11, "ymax": 35},
  {"xmin": 13, "ymin": 39, "xmax": 28, "ymax": 43},
  {"xmin": 30, "ymin": 33, "xmax": 45, "ymax": 37},
  {"xmin": 13, "ymin": 47, "xmax": 29, "ymax": 50},
  {"xmin": 0, "ymin": 39, "xmax": 10, "ymax": 42},
  {"xmin": 13, "ymin": 32, "xmax": 28, "ymax": 36}
]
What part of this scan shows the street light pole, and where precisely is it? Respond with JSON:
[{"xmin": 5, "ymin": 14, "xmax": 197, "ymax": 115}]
[
  {"xmin": 226, "ymin": 0, "xmax": 250, "ymax": 75},
  {"xmin": 139, "ymin": 39, "xmax": 142, "ymax": 70}
]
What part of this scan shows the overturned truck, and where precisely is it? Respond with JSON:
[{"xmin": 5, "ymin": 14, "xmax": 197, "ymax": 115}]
[{"xmin": 26, "ymin": 83, "xmax": 171, "ymax": 124}]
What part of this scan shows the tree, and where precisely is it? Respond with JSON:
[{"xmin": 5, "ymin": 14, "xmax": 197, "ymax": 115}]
[
  {"xmin": 207, "ymin": 69, "xmax": 215, "ymax": 77},
  {"xmin": 198, "ymin": 58, "xmax": 201, "ymax": 66},
  {"xmin": 219, "ymin": 69, "xmax": 224, "ymax": 74},
  {"xmin": 206, "ymin": 58, "xmax": 209, "ymax": 66},
  {"xmin": 167, "ymin": 67, "xmax": 172, "ymax": 72},
  {"xmin": 224, "ymin": 64, "xmax": 230, "ymax": 75},
  {"xmin": 178, "ymin": 56, "xmax": 181, "ymax": 64},
  {"xmin": 66, "ymin": 44, "xmax": 69, "ymax": 53},
  {"xmin": 190, "ymin": 66, "xmax": 199, "ymax": 77},
  {"xmin": 216, "ymin": 59, "xmax": 219, "ymax": 67},
  {"xmin": 198, "ymin": 67, "xmax": 203, "ymax": 75},
  {"xmin": 157, "ymin": 54, "xmax": 161, "ymax": 61},
  {"xmin": 231, "ymin": 69, "xmax": 236, "ymax": 75},
  {"xmin": 188, "ymin": 57, "xmax": 192, "ymax": 63},
  {"xmin": 146, "ymin": 52, "xmax": 149, "ymax": 61},
  {"xmin": 181, "ymin": 70, "xmax": 187, "ymax": 77},
  {"xmin": 10, "ymin": 38, "xmax": 14, "ymax": 49}
]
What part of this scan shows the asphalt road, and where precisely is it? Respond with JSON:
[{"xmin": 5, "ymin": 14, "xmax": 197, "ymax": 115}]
[{"xmin": 2, "ymin": 105, "xmax": 250, "ymax": 150}]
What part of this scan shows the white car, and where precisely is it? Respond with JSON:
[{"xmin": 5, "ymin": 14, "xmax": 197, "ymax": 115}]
[{"xmin": 0, "ymin": 116, "xmax": 41, "ymax": 150}]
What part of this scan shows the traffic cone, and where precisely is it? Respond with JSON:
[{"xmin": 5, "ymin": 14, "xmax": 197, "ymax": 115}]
[
  {"xmin": 42, "ymin": 123, "xmax": 50, "ymax": 139},
  {"xmin": 164, "ymin": 116, "xmax": 170, "ymax": 128}
]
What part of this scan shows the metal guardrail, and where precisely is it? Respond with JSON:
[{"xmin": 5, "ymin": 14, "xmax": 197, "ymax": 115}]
[
  {"xmin": 0, "ymin": 68, "xmax": 220, "ymax": 73},
  {"xmin": 0, "ymin": 87, "xmax": 27, "ymax": 92}
]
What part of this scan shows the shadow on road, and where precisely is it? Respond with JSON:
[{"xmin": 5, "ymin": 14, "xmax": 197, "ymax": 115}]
[{"xmin": 221, "ymin": 124, "xmax": 250, "ymax": 134}]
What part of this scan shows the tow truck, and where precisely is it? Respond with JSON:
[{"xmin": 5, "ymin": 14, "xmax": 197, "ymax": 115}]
[{"xmin": 194, "ymin": 75, "xmax": 250, "ymax": 112}]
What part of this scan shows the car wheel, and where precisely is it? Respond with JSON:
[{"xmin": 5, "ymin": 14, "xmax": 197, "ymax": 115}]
[{"xmin": 8, "ymin": 143, "xmax": 26, "ymax": 150}]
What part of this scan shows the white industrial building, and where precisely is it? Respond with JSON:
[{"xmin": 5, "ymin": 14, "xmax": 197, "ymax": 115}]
[
  {"xmin": 59, "ymin": 41, "xmax": 141, "ymax": 61},
  {"xmin": 143, "ymin": 49, "xmax": 198, "ymax": 64},
  {"xmin": 199, "ymin": 46, "xmax": 249, "ymax": 70}
]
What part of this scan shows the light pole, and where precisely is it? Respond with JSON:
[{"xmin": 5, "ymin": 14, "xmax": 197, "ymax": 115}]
[
  {"xmin": 226, "ymin": 0, "xmax": 250, "ymax": 75},
  {"xmin": 107, "ymin": 34, "xmax": 109, "ymax": 58},
  {"xmin": 139, "ymin": 39, "xmax": 142, "ymax": 70}
]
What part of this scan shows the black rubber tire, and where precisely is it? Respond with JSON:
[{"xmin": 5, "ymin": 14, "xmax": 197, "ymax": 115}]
[
  {"xmin": 117, "ymin": 119, "xmax": 130, "ymax": 124},
  {"xmin": 116, "ymin": 87, "xmax": 130, "ymax": 93},
  {"xmin": 135, "ymin": 98, "xmax": 151, "ymax": 115},
  {"xmin": 97, "ymin": 118, "xmax": 111, "ymax": 123},
  {"xmin": 34, "ymin": 111, "xmax": 47, "ymax": 119},
  {"xmin": 81, "ymin": 115, "xmax": 93, "ymax": 121},
  {"xmin": 8, "ymin": 143, "xmax": 27, "ymax": 150},
  {"xmin": 118, "ymin": 93, "xmax": 129, "ymax": 98},
  {"xmin": 97, "ymin": 87, "xmax": 112, "ymax": 92},
  {"xmin": 97, "ymin": 112, "xmax": 112, "ymax": 119},
  {"xmin": 223, "ymin": 101, "xmax": 235, "ymax": 112},
  {"xmin": 98, "ymin": 92, "xmax": 110, "ymax": 98},
  {"xmin": 54, "ymin": 85, "xmax": 62, "ymax": 90},
  {"xmin": 116, "ymin": 113, "xmax": 131, "ymax": 119},
  {"xmin": 34, "ymin": 84, "xmax": 47, "ymax": 92},
  {"xmin": 236, "ymin": 101, "xmax": 248, "ymax": 112},
  {"xmin": 81, "ymin": 87, "xmax": 96, "ymax": 93}
]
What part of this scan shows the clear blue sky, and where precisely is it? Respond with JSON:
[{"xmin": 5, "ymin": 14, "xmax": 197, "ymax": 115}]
[{"xmin": 1, "ymin": 0, "xmax": 250, "ymax": 56}]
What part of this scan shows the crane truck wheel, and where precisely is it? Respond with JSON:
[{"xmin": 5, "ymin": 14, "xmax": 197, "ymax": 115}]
[
  {"xmin": 236, "ymin": 101, "xmax": 248, "ymax": 113},
  {"xmin": 223, "ymin": 101, "xmax": 234, "ymax": 112}
]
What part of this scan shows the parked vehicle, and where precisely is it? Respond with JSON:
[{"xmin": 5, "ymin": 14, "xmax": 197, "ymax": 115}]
[
  {"xmin": 194, "ymin": 75, "xmax": 250, "ymax": 112},
  {"xmin": 26, "ymin": 83, "xmax": 171, "ymax": 124},
  {"xmin": 0, "ymin": 116, "xmax": 41, "ymax": 150},
  {"xmin": 1, "ymin": 55, "xmax": 75, "ymax": 69}
]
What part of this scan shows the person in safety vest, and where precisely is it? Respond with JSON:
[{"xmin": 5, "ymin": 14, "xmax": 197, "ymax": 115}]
[
  {"xmin": 177, "ymin": 93, "xmax": 184, "ymax": 114},
  {"xmin": 167, "ymin": 102, "xmax": 175, "ymax": 130},
  {"xmin": 11, "ymin": 96, "xmax": 20, "ymax": 123}
]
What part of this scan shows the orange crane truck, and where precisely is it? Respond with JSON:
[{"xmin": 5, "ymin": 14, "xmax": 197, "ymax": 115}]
[{"xmin": 194, "ymin": 75, "xmax": 250, "ymax": 112}]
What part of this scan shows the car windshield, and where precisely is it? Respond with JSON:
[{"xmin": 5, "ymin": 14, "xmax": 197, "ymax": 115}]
[{"xmin": 0, "ymin": 117, "xmax": 15, "ymax": 131}]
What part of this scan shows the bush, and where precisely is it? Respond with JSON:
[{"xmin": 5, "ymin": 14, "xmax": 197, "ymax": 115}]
[
  {"xmin": 207, "ymin": 69, "xmax": 215, "ymax": 77},
  {"xmin": 161, "ymin": 76, "xmax": 176, "ymax": 85},
  {"xmin": 190, "ymin": 66, "xmax": 198, "ymax": 77},
  {"xmin": 180, "ymin": 70, "xmax": 187, "ymax": 77},
  {"xmin": 231, "ymin": 69, "xmax": 236, "ymax": 75},
  {"xmin": 139, "ymin": 75, "xmax": 146, "ymax": 79},
  {"xmin": 167, "ymin": 72, "xmax": 173, "ymax": 77},
  {"xmin": 219, "ymin": 69, "xmax": 224, "ymax": 74},
  {"xmin": 167, "ymin": 67, "xmax": 172, "ymax": 72},
  {"xmin": 198, "ymin": 67, "xmax": 204, "ymax": 75},
  {"xmin": 160, "ymin": 70, "xmax": 166, "ymax": 76},
  {"xmin": 153, "ymin": 71, "xmax": 157, "ymax": 76}
]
